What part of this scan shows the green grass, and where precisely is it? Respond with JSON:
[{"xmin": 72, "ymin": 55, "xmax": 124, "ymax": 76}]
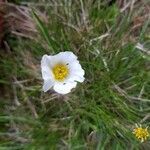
[{"xmin": 0, "ymin": 0, "xmax": 150, "ymax": 149}]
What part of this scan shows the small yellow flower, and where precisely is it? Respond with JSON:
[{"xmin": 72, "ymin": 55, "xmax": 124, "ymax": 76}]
[{"xmin": 133, "ymin": 124, "xmax": 149, "ymax": 142}]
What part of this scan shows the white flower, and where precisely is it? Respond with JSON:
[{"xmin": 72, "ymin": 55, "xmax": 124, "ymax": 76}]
[{"xmin": 41, "ymin": 51, "xmax": 85, "ymax": 94}]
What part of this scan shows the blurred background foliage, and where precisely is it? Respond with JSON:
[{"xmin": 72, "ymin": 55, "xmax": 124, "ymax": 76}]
[{"xmin": 0, "ymin": 0, "xmax": 150, "ymax": 149}]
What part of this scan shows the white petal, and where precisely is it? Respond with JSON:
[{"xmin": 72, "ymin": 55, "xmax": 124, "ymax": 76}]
[
  {"xmin": 41, "ymin": 54, "xmax": 53, "ymax": 68},
  {"xmin": 41, "ymin": 55, "xmax": 54, "ymax": 80},
  {"xmin": 53, "ymin": 82, "xmax": 77, "ymax": 94},
  {"xmin": 68, "ymin": 61, "xmax": 85, "ymax": 82},
  {"xmin": 53, "ymin": 51, "xmax": 78, "ymax": 64},
  {"xmin": 69, "ymin": 75, "xmax": 85, "ymax": 82},
  {"xmin": 43, "ymin": 80, "xmax": 54, "ymax": 92}
]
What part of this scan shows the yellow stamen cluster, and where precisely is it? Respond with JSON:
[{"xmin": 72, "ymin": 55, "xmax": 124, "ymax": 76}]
[
  {"xmin": 52, "ymin": 63, "xmax": 69, "ymax": 81},
  {"xmin": 133, "ymin": 124, "xmax": 149, "ymax": 142}
]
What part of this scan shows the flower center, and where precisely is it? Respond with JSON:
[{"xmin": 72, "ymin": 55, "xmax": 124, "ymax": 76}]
[{"xmin": 52, "ymin": 63, "xmax": 69, "ymax": 81}]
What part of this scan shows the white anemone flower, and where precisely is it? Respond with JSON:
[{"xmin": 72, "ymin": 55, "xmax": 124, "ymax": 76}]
[{"xmin": 41, "ymin": 51, "xmax": 85, "ymax": 94}]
